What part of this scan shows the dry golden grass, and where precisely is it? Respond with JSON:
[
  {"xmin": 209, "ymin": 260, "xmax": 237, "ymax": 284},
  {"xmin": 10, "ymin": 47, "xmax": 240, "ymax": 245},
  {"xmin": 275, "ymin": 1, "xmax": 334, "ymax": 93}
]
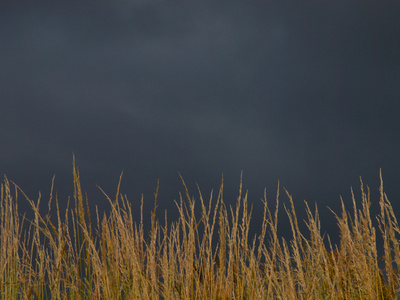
[{"xmin": 1, "ymin": 160, "xmax": 399, "ymax": 299}]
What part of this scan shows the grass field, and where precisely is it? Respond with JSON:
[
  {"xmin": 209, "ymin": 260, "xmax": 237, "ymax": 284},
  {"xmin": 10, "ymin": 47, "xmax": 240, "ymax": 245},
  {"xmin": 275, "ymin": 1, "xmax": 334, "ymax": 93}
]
[{"xmin": 1, "ymin": 159, "xmax": 399, "ymax": 299}]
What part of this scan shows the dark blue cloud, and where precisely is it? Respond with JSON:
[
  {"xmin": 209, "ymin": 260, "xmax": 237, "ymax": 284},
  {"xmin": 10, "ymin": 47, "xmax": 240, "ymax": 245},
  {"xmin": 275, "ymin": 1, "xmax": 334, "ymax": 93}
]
[{"xmin": 1, "ymin": 0, "xmax": 399, "ymax": 246}]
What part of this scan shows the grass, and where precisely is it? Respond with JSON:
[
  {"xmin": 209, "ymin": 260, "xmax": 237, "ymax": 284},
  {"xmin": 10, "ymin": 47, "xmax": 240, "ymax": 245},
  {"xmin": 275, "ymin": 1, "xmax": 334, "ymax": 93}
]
[{"xmin": 1, "ymin": 159, "xmax": 399, "ymax": 299}]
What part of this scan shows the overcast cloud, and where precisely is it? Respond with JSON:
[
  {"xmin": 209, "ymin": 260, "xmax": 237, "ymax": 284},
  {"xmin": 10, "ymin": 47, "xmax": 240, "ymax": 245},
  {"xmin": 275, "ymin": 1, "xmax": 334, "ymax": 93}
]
[{"xmin": 1, "ymin": 0, "xmax": 400, "ymax": 243}]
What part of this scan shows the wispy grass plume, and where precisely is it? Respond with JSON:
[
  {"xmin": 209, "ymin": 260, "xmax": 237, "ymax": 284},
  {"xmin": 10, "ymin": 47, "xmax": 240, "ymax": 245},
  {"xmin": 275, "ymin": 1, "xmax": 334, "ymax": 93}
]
[{"xmin": 0, "ymin": 162, "xmax": 398, "ymax": 299}]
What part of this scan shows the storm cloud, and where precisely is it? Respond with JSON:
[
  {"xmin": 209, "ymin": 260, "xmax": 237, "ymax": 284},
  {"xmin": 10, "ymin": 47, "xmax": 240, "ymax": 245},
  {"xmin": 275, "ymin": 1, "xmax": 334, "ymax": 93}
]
[{"xmin": 1, "ymin": 0, "xmax": 399, "ymax": 243}]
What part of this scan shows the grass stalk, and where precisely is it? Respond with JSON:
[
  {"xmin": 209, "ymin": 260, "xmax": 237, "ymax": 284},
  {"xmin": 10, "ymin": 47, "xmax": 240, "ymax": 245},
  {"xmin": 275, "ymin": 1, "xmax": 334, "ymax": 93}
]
[{"xmin": 1, "ymin": 164, "xmax": 399, "ymax": 299}]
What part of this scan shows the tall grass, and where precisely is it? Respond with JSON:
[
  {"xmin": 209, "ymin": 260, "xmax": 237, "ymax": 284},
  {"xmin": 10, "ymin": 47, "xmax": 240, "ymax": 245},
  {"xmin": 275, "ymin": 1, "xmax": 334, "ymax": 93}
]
[{"xmin": 0, "ymin": 161, "xmax": 399, "ymax": 299}]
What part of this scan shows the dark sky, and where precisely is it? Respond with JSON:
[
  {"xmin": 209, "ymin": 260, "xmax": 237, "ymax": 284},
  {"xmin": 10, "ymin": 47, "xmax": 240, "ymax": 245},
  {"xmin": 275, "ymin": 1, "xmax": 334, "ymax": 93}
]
[{"xmin": 1, "ymin": 0, "xmax": 400, "ymax": 245}]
